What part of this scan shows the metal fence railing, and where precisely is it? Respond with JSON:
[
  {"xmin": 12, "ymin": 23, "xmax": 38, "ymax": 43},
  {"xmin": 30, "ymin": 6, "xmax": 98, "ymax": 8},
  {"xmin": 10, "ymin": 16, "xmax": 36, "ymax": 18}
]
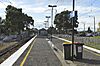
[
  {"xmin": 54, "ymin": 34, "xmax": 100, "ymax": 50},
  {"xmin": 65, "ymin": 36, "xmax": 100, "ymax": 50}
]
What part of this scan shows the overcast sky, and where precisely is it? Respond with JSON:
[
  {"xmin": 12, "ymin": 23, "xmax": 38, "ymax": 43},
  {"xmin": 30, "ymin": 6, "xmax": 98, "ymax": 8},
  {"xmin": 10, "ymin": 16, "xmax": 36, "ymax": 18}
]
[{"xmin": 0, "ymin": 0, "xmax": 100, "ymax": 31}]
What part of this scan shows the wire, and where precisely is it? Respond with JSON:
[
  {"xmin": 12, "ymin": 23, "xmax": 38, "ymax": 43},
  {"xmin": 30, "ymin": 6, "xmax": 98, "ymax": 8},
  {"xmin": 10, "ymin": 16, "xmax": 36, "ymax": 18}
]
[
  {"xmin": 78, "ymin": 0, "xmax": 100, "ymax": 17},
  {"xmin": 56, "ymin": 0, "xmax": 64, "ymax": 5}
]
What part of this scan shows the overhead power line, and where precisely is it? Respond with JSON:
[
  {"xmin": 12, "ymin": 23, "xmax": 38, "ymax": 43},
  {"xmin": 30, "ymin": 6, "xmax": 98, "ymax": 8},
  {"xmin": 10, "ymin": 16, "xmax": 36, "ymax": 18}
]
[{"xmin": 56, "ymin": 0, "xmax": 64, "ymax": 5}]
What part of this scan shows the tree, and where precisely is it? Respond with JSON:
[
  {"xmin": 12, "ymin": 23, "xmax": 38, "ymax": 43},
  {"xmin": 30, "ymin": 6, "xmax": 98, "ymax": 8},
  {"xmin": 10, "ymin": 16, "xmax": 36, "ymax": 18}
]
[
  {"xmin": 97, "ymin": 22, "xmax": 100, "ymax": 32},
  {"xmin": 0, "ymin": 17, "xmax": 7, "ymax": 34},
  {"xmin": 87, "ymin": 27, "xmax": 92, "ymax": 33},
  {"xmin": 5, "ymin": 5, "xmax": 34, "ymax": 35},
  {"xmin": 0, "ymin": 17, "xmax": 1, "ymax": 23},
  {"xmin": 54, "ymin": 10, "xmax": 79, "ymax": 33},
  {"xmin": 47, "ymin": 27, "xmax": 57, "ymax": 34}
]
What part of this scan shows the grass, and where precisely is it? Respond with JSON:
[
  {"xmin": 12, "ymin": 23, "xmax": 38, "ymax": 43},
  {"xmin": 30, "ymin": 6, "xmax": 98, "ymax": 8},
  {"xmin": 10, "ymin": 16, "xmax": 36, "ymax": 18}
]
[
  {"xmin": 85, "ymin": 42, "xmax": 100, "ymax": 50},
  {"xmin": 92, "ymin": 36, "xmax": 100, "ymax": 38},
  {"xmin": 65, "ymin": 37, "xmax": 100, "ymax": 50},
  {"xmin": 0, "ymin": 42, "xmax": 17, "ymax": 51}
]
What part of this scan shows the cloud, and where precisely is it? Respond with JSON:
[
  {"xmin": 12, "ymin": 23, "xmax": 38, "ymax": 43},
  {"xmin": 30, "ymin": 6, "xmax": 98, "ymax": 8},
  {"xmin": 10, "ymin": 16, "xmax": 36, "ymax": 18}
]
[
  {"xmin": 0, "ymin": 13, "xmax": 6, "ymax": 19},
  {"xmin": 35, "ymin": 0, "xmax": 45, "ymax": 3},
  {"xmin": 23, "ymin": 7, "xmax": 46, "ymax": 14},
  {"xmin": 0, "ymin": 2, "xmax": 10, "ymax": 8},
  {"xmin": 0, "ymin": 4, "xmax": 6, "ymax": 8},
  {"xmin": 0, "ymin": 0, "xmax": 100, "ymax": 30}
]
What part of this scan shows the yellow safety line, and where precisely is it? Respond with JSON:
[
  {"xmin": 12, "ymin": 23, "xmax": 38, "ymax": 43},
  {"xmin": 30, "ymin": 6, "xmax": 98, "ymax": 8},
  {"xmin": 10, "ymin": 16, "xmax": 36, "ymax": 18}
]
[{"xmin": 20, "ymin": 40, "xmax": 35, "ymax": 66}]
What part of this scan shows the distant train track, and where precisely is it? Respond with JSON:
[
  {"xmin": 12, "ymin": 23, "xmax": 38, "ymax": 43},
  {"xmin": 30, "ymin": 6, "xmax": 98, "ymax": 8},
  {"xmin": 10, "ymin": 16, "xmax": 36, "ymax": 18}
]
[
  {"xmin": 0, "ymin": 42, "xmax": 18, "ymax": 56},
  {"xmin": 0, "ymin": 36, "xmax": 34, "ymax": 63}
]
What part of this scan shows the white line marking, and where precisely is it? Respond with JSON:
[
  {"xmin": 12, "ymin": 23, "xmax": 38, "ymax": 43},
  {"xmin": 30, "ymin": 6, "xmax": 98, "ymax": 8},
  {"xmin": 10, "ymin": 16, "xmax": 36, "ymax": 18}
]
[
  {"xmin": 0, "ymin": 35, "xmax": 37, "ymax": 66},
  {"xmin": 83, "ymin": 45, "xmax": 100, "ymax": 54},
  {"xmin": 46, "ymin": 38, "xmax": 76, "ymax": 66},
  {"xmin": 52, "ymin": 35, "xmax": 72, "ymax": 43},
  {"xmin": 52, "ymin": 35, "xmax": 100, "ymax": 54}
]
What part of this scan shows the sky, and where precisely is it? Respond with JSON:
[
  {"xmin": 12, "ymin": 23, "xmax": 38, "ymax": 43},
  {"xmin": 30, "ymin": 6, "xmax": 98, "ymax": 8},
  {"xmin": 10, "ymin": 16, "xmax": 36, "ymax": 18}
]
[{"xmin": 0, "ymin": 0, "xmax": 100, "ymax": 31}]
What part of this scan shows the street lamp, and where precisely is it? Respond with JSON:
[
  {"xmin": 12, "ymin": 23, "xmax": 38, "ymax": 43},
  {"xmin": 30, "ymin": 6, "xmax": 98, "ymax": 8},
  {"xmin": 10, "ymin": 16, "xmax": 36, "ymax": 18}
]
[
  {"xmin": 46, "ymin": 16, "xmax": 50, "ymax": 27},
  {"xmin": 48, "ymin": 5, "xmax": 57, "ymax": 27},
  {"xmin": 46, "ymin": 16, "xmax": 50, "ymax": 18},
  {"xmin": 44, "ymin": 21, "xmax": 48, "ymax": 28},
  {"xmin": 48, "ymin": 5, "xmax": 57, "ymax": 41}
]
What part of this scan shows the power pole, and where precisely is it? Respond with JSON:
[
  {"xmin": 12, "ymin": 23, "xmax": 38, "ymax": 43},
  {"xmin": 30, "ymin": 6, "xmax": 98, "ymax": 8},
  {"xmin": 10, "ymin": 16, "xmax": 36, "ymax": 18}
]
[
  {"xmin": 89, "ymin": 16, "xmax": 96, "ymax": 33},
  {"xmin": 94, "ymin": 16, "xmax": 95, "ymax": 33},
  {"xmin": 83, "ymin": 23, "xmax": 85, "ymax": 32},
  {"xmin": 81, "ymin": 22, "xmax": 85, "ymax": 32},
  {"xmin": 72, "ymin": 0, "xmax": 75, "ymax": 60}
]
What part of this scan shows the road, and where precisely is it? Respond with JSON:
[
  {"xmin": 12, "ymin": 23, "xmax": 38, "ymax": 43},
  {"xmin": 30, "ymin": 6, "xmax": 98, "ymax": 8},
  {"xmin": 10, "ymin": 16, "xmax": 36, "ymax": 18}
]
[{"xmin": 13, "ymin": 35, "xmax": 100, "ymax": 66}]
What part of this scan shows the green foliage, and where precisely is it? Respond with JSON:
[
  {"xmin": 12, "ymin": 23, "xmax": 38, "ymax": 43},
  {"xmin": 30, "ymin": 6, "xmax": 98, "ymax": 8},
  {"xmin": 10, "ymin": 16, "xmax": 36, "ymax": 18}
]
[
  {"xmin": 92, "ymin": 36, "xmax": 100, "ymax": 39},
  {"xmin": 54, "ymin": 10, "xmax": 79, "ymax": 33},
  {"xmin": 47, "ymin": 27, "xmax": 57, "ymax": 34},
  {"xmin": 4, "ymin": 5, "xmax": 34, "ymax": 35},
  {"xmin": 97, "ymin": 22, "xmax": 100, "ymax": 32},
  {"xmin": 87, "ymin": 27, "xmax": 92, "ymax": 33},
  {"xmin": 0, "ymin": 17, "xmax": 1, "ymax": 22},
  {"xmin": 54, "ymin": 10, "xmax": 71, "ymax": 29}
]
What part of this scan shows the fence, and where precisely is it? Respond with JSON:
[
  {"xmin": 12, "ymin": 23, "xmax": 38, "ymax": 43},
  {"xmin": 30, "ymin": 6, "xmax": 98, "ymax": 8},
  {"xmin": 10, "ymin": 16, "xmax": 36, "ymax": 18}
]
[{"xmin": 57, "ymin": 34, "xmax": 100, "ymax": 50}]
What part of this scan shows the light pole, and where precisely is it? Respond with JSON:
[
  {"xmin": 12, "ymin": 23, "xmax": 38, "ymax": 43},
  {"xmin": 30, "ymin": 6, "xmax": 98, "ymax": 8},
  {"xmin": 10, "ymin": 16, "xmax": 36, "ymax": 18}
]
[
  {"xmin": 94, "ymin": 17, "xmax": 96, "ymax": 33},
  {"xmin": 89, "ymin": 16, "xmax": 95, "ymax": 33},
  {"xmin": 48, "ymin": 5, "xmax": 57, "ymax": 41},
  {"xmin": 48, "ymin": 5, "xmax": 57, "ymax": 27},
  {"xmin": 46, "ymin": 16, "xmax": 50, "ymax": 27},
  {"xmin": 44, "ymin": 21, "xmax": 48, "ymax": 28}
]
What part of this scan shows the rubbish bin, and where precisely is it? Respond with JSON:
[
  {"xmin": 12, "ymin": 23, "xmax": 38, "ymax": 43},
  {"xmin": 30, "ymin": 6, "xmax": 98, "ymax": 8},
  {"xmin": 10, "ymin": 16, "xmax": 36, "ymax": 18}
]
[
  {"xmin": 74, "ymin": 42, "xmax": 84, "ymax": 59},
  {"xmin": 63, "ymin": 42, "xmax": 72, "ymax": 60}
]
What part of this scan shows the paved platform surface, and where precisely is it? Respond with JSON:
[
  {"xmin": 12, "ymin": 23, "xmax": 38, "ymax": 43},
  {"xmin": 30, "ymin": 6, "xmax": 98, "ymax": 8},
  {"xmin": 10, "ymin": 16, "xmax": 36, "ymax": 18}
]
[
  {"xmin": 52, "ymin": 37, "xmax": 100, "ymax": 66},
  {"xmin": 13, "ymin": 35, "xmax": 100, "ymax": 66},
  {"xmin": 13, "ymin": 36, "xmax": 62, "ymax": 66}
]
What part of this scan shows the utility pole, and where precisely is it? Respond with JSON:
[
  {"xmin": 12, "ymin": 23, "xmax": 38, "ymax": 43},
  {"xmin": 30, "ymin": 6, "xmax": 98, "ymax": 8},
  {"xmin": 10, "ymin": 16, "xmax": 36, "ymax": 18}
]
[
  {"xmin": 84, "ymin": 23, "xmax": 85, "ymax": 32},
  {"xmin": 48, "ymin": 5, "xmax": 57, "ymax": 41},
  {"xmin": 72, "ymin": 0, "xmax": 75, "ymax": 60},
  {"xmin": 94, "ymin": 16, "xmax": 95, "ymax": 33},
  {"xmin": 89, "ymin": 16, "xmax": 96, "ymax": 33},
  {"xmin": 81, "ymin": 22, "xmax": 85, "ymax": 32}
]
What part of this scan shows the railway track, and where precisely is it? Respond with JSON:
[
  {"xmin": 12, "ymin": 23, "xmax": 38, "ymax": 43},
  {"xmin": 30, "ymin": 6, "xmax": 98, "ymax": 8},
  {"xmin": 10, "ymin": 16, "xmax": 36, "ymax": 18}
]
[
  {"xmin": 0, "ymin": 42, "xmax": 18, "ymax": 56},
  {"xmin": 0, "ymin": 36, "xmax": 34, "ymax": 63}
]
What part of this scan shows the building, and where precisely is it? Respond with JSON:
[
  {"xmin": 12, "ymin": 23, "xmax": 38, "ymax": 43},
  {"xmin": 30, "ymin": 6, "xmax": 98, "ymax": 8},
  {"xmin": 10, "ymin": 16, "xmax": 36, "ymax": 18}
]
[{"xmin": 39, "ymin": 28, "xmax": 48, "ymax": 36}]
